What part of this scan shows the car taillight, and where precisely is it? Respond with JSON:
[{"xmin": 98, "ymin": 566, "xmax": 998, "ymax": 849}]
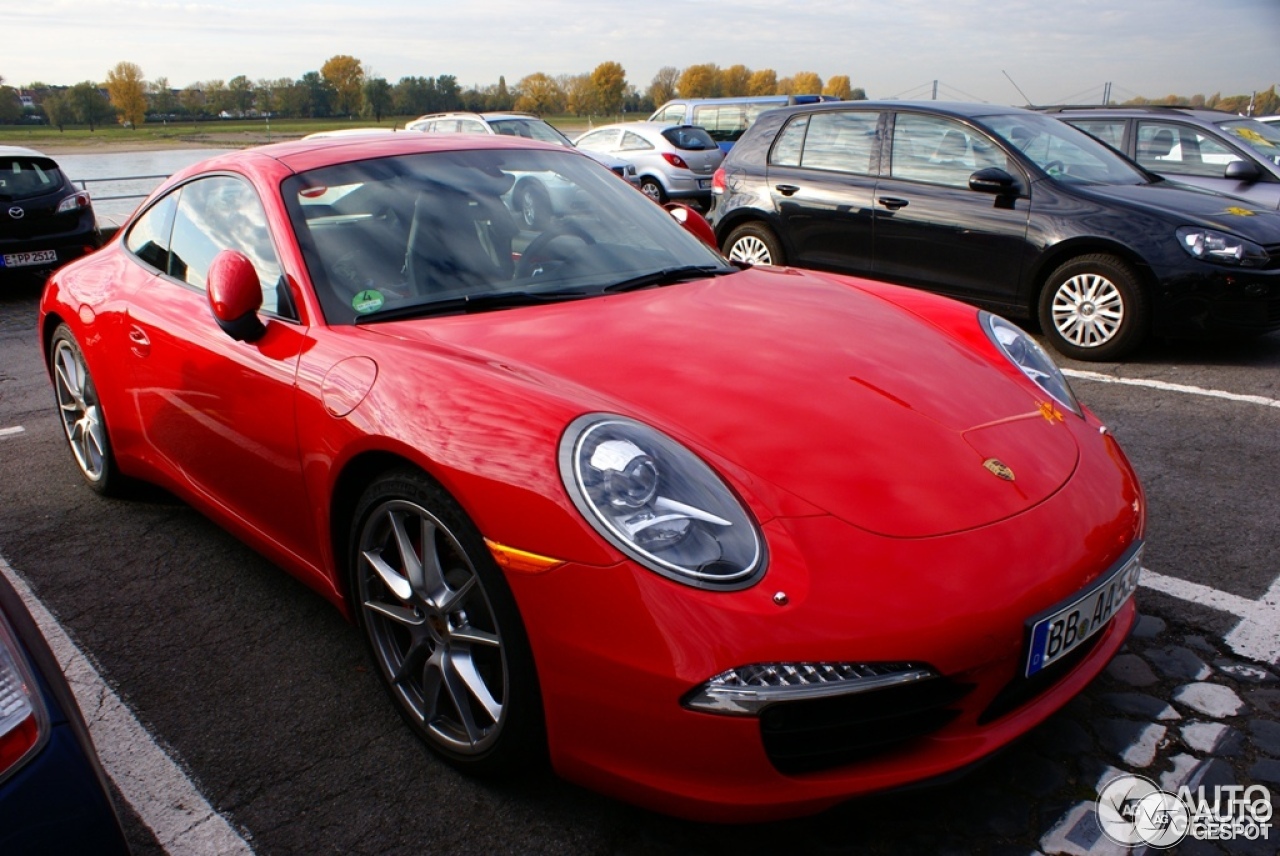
[
  {"xmin": 661, "ymin": 152, "xmax": 690, "ymax": 170},
  {"xmin": 712, "ymin": 167, "xmax": 726, "ymax": 195},
  {"xmin": 0, "ymin": 614, "xmax": 46, "ymax": 782},
  {"xmin": 56, "ymin": 191, "xmax": 92, "ymax": 215}
]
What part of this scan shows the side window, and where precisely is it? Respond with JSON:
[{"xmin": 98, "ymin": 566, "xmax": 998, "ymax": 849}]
[
  {"xmin": 459, "ymin": 119, "xmax": 488, "ymax": 134},
  {"xmin": 1137, "ymin": 121, "xmax": 1239, "ymax": 176},
  {"xmin": 166, "ymin": 175, "xmax": 289, "ymax": 318},
  {"xmin": 1070, "ymin": 119, "xmax": 1125, "ymax": 150},
  {"xmin": 620, "ymin": 131, "xmax": 654, "ymax": 151},
  {"xmin": 654, "ymin": 104, "xmax": 686, "ymax": 124},
  {"xmin": 797, "ymin": 111, "xmax": 879, "ymax": 174},
  {"xmin": 124, "ymin": 193, "xmax": 178, "ymax": 272},
  {"xmin": 770, "ymin": 116, "xmax": 809, "ymax": 167},
  {"xmin": 890, "ymin": 114, "xmax": 986, "ymax": 188},
  {"xmin": 575, "ymin": 130, "xmax": 617, "ymax": 152}
]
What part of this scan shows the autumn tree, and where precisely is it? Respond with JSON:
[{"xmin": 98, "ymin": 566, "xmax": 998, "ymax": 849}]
[
  {"xmin": 321, "ymin": 54, "xmax": 365, "ymax": 117},
  {"xmin": 789, "ymin": 72, "xmax": 824, "ymax": 95},
  {"xmin": 747, "ymin": 69, "xmax": 777, "ymax": 96},
  {"xmin": 823, "ymin": 75, "xmax": 852, "ymax": 100},
  {"xmin": 590, "ymin": 61, "xmax": 627, "ymax": 116},
  {"xmin": 720, "ymin": 65, "xmax": 752, "ymax": 97},
  {"xmin": 227, "ymin": 75, "xmax": 255, "ymax": 115},
  {"xmin": 0, "ymin": 85, "xmax": 20, "ymax": 124},
  {"xmin": 105, "ymin": 61, "xmax": 146, "ymax": 128},
  {"xmin": 678, "ymin": 64, "xmax": 721, "ymax": 98},
  {"xmin": 562, "ymin": 73, "xmax": 595, "ymax": 116},
  {"xmin": 298, "ymin": 71, "xmax": 333, "ymax": 117},
  {"xmin": 514, "ymin": 72, "xmax": 565, "ymax": 114},
  {"xmin": 647, "ymin": 66, "xmax": 680, "ymax": 108}
]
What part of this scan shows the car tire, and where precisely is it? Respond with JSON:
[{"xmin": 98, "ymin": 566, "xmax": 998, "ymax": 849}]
[
  {"xmin": 513, "ymin": 180, "xmax": 551, "ymax": 230},
  {"xmin": 349, "ymin": 468, "xmax": 544, "ymax": 777},
  {"xmin": 1038, "ymin": 254, "xmax": 1148, "ymax": 362},
  {"xmin": 723, "ymin": 222, "xmax": 785, "ymax": 267},
  {"xmin": 50, "ymin": 324, "xmax": 125, "ymax": 496},
  {"xmin": 639, "ymin": 177, "xmax": 667, "ymax": 204}
]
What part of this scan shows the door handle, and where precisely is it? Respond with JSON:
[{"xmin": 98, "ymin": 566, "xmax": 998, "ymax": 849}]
[
  {"xmin": 774, "ymin": 184, "xmax": 799, "ymax": 196},
  {"xmin": 878, "ymin": 197, "xmax": 910, "ymax": 210}
]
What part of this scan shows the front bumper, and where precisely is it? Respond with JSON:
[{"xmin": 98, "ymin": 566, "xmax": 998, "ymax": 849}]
[
  {"xmin": 506, "ymin": 417, "xmax": 1144, "ymax": 821},
  {"xmin": 1155, "ymin": 264, "xmax": 1280, "ymax": 337}
]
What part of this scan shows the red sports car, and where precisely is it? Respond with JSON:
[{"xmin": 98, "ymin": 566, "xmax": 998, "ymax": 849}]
[{"xmin": 39, "ymin": 133, "xmax": 1144, "ymax": 821}]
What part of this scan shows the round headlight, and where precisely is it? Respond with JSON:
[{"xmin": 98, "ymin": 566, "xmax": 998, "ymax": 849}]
[{"xmin": 559, "ymin": 414, "xmax": 766, "ymax": 589}]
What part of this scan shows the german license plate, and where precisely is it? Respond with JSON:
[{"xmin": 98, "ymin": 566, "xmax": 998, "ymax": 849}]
[
  {"xmin": 1, "ymin": 249, "xmax": 57, "ymax": 268},
  {"xmin": 1025, "ymin": 546, "xmax": 1142, "ymax": 676}
]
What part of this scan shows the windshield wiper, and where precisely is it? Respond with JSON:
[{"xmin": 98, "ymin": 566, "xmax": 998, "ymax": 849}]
[
  {"xmin": 603, "ymin": 265, "xmax": 734, "ymax": 294},
  {"xmin": 354, "ymin": 289, "xmax": 592, "ymax": 323}
]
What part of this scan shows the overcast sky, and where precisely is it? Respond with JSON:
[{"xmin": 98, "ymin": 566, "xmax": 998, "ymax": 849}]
[{"xmin": 4, "ymin": 0, "xmax": 1277, "ymax": 105}]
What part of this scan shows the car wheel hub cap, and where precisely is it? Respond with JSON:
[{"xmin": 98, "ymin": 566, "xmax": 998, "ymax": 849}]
[
  {"xmin": 1051, "ymin": 273, "xmax": 1124, "ymax": 348},
  {"xmin": 358, "ymin": 501, "xmax": 507, "ymax": 754},
  {"xmin": 729, "ymin": 236, "xmax": 772, "ymax": 266},
  {"xmin": 53, "ymin": 341, "xmax": 106, "ymax": 481}
]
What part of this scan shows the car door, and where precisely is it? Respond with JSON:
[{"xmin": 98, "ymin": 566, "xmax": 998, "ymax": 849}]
[
  {"xmin": 764, "ymin": 109, "xmax": 882, "ymax": 272},
  {"xmin": 119, "ymin": 174, "xmax": 317, "ymax": 565},
  {"xmin": 872, "ymin": 112, "xmax": 1031, "ymax": 305}
]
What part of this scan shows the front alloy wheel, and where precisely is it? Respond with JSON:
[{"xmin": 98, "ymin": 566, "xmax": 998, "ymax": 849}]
[
  {"xmin": 352, "ymin": 470, "xmax": 541, "ymax": 774},
  {"xmin": 1039, "ymin": 254, "xmax": 1148, "ymax": 361},
  {"xmin": 51, "ymin": 324, "xmax": 119, "ymax": 494},
  {"xmin": 723, "ymin": 222, "xmax": 784, "ymax": 267}
]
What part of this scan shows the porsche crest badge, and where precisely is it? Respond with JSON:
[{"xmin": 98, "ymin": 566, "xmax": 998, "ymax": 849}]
[{"xmin": 983, "ymin": 458, "xmax": 1015, "ymax": 481}]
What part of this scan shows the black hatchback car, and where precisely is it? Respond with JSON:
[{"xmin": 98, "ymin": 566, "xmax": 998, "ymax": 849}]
[
  {"xmin": 0, "ymin": 146, "xmax": 100, "ymax": 282},
  {"xmin": 709, "ymin": 102, "xmax": 1280, "ymax": 361}
]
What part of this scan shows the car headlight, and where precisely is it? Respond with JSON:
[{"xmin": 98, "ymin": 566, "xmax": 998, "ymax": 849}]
[
  {"xmin": 1176, "ymin": 226, "xmax": 1269, "ymax": 267},
  {"xmin": 980, "ymin": 312, "xmax": 1082, "ymax": 417},
  {"xmin": 559, "ymin": 414, "xmax": 765, "ymax": 589}
]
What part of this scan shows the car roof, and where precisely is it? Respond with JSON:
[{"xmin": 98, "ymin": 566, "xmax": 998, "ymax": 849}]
[
  {"xmin": 161, "ymin": 133, "xmax": 579, "ymax": 185},
  {"xmin": 755, "ymin": 100, "xmax": 1031, "ymax": 121},
  {"xmin": 0, "ymin": 144, "xmax": 51, "ymax": 158},
  {"xmin": 582, "ymin": 121, "xmax": 708, "ymax": 133},
  {"xmin": 1034, "ymin": 105, "xmax": 1245, "ymax": 123}
]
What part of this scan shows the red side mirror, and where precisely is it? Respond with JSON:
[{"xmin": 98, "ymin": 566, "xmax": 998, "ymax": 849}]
[
  {"xmin": 207, "ymin": 250, "xmax": 266, "ymax": 342},
  {"xmin": 663, "ymin": 203, "xmax": 718, "ymax": 250}
]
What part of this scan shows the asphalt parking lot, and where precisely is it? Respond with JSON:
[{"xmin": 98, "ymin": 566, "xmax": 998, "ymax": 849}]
[{"xmin": 1, "ymin": 274, "xmax": 1277, "ymax": 855}]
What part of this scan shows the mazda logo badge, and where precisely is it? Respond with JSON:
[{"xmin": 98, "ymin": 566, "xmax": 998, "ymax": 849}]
[{"xmin": 7, "ymin": 206, "xmax": 23, "ymax": 219}]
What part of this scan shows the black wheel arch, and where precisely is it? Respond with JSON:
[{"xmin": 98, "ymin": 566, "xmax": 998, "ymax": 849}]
[{"xmin": 1025, "ymin": 237, "xmax": 1158, "ymax": 318}]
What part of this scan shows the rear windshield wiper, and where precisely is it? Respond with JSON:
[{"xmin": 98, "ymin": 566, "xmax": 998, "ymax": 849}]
[
  {"xmin": 603, "ymin": 265, "xmax": 734, "ymax": 294},
  {"xmin": 354, "ymin": 289, "xmax": 592, "ymax": 323}
]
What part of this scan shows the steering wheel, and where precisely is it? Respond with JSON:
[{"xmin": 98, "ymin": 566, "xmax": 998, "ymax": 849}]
[{"xmin": 515, "ymin": 219, "xmax": 597, "ymax": 279}]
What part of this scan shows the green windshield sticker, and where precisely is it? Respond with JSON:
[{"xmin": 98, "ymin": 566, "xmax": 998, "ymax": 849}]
[{"xmin": 352, "ymin": 290, "xmax": 385, "ymax": 314}]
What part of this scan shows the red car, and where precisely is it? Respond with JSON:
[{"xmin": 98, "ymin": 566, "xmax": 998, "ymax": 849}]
[{"xmin": 39, "ymin": 134, "xmax": 1144, "ymax": 821}]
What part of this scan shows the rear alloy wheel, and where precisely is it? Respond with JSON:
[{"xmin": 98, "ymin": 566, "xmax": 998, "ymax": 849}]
[
  {"xmin": 639, "ymin": 177, "xmax": 667, "ymax": 203},
  {"xmin": 351, "ymin": 470, "xmax": 542, "ymax": 775},
  {"xmin": 50, "ymin": 324, "xmax": 121, "ymax": 495},
  {"xmin": 723, "ymin": 222, "xmax": 784, "ymax": 267},
  {"xmin": 1039, "ymin": 254, "xmax": 1148, "ymax": 362}
]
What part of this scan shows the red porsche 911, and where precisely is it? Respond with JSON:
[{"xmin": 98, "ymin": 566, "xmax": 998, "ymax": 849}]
[{"xmin": 39, "ymin": 133, "xmax": 1144, "ymax": 821}]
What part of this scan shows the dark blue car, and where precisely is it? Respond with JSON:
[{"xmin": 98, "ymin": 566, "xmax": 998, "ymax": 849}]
[{"xmin": 0, "ymin": 570, "xmax": 130, "ymax": 854}]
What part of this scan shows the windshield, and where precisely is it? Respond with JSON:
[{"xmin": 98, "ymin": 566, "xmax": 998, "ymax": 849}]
[
  {"xmin": 487, "ymin": 118, "xmax": 574, "ymax": 147},
  {"xmin": 1218, "ymin": 119, "xmax": 1280, "ymax": 166},
  {"xmin": 283, "ymin": 148, "xmax": 729, "ymax": 324},
  {"xmin": 0, "ymin": 155, "xmax": 63, "ymax": 201},
  {"xmin": 980, "ymin": 112, "xmax": 1150, "ymax": 185}
]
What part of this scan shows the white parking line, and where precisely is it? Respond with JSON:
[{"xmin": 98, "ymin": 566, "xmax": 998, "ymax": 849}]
[
  {"xmin": 1141, "ymin": 567, "xmax": 1280, "ymax": 664},
  {"xmin": 0, "ymin": 426, "xmax": 25, "ymax": 438},
  {"xmin": 0, "ymin": 556, "xmax": 254, "ymax": 855},
  {"xmin": 1064, "ymin": 370, "xmax": 1280, "ymax": 665},
  {"xmin": 1063, "ymin": 369, "xmax": 1280, "ymax": 409}
]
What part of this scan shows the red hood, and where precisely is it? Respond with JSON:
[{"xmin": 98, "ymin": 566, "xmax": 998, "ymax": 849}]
[{"xmin": 375, "ymin": 266, "xmax": 1079, "ymax": 537}]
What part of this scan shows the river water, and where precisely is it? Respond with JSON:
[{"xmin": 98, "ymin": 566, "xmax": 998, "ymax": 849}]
[{"xmin": 55, "ymin": 149, "xmax": 232, "ymax": 228}]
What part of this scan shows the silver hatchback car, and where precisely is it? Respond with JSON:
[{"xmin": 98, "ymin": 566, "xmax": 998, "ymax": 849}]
[{"xmin": 575, "ymin": 122, "xmax": 724, "ymax": 206}]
